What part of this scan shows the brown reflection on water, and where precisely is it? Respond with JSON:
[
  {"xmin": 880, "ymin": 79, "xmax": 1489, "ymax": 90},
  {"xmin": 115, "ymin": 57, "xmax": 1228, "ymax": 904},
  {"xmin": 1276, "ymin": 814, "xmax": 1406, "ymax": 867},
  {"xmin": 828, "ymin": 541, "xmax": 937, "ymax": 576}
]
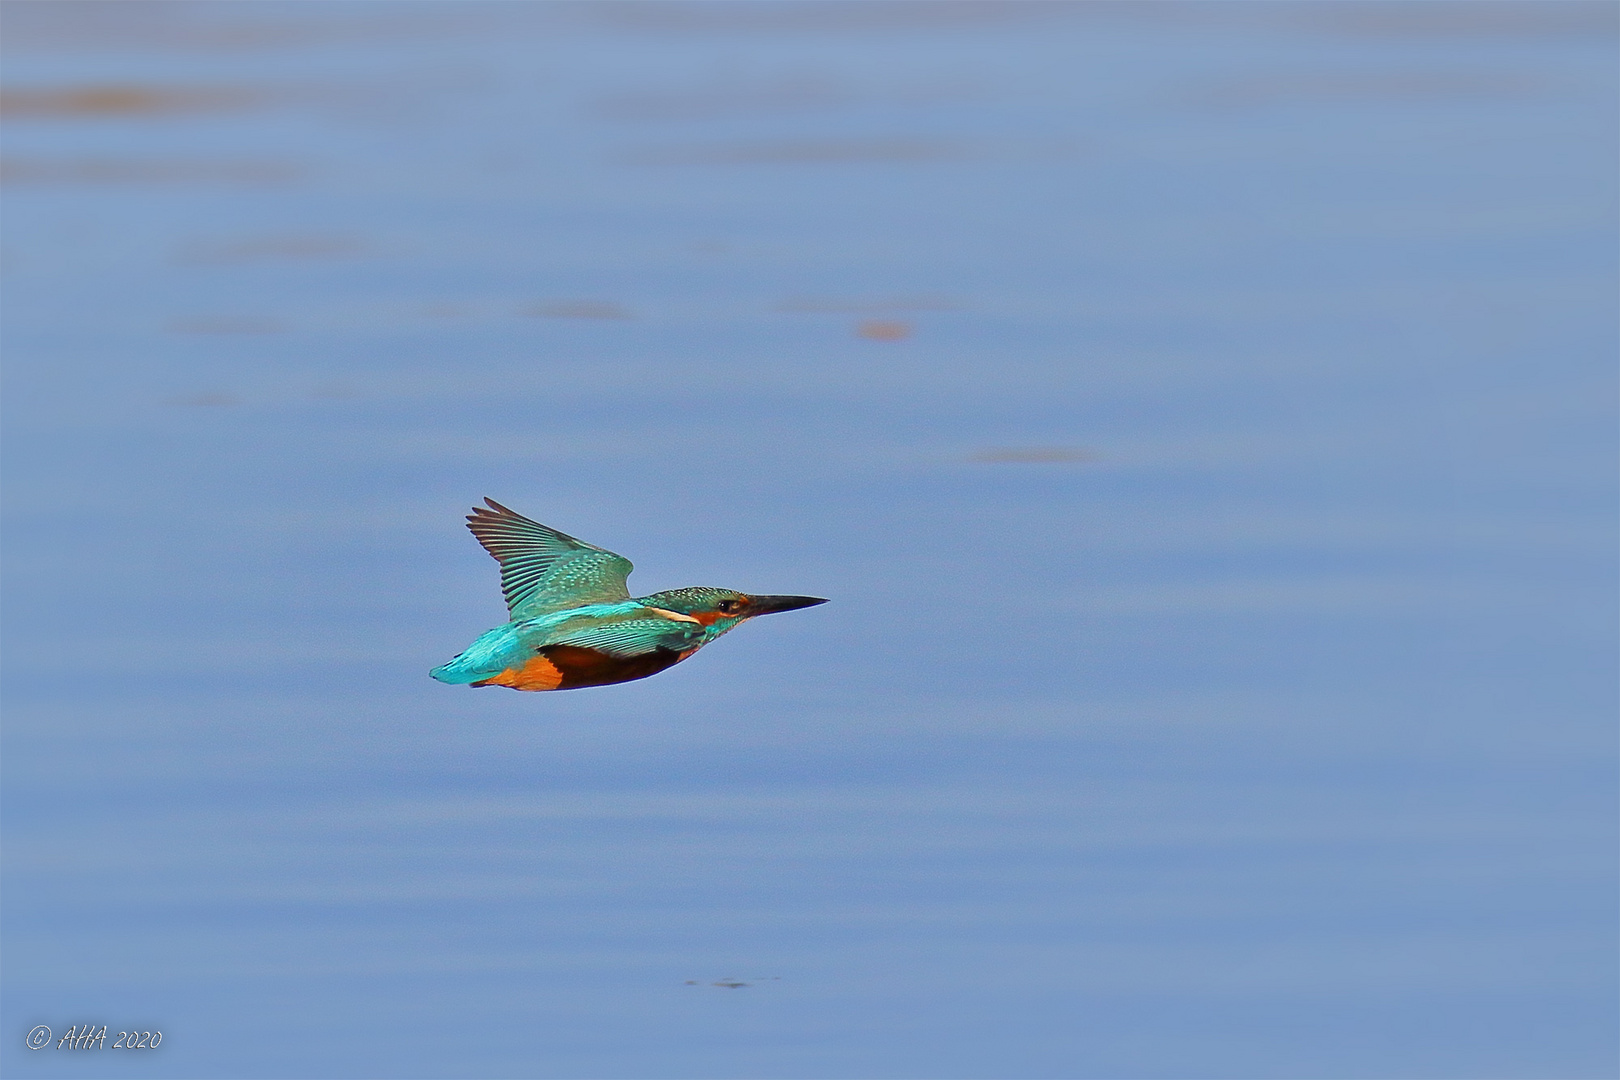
[
  {"xmin": 683, "ymin": 977, "xmax": 780, "ymax": 989},
  {"xmin": 971, "ymin": 447, "xmax": 1097, "ymax": 464},
  {"xmin": 0, "ymin": 85, "xmax": 259, "ymax": 119},
  {"xmin": 520, "ymin": 301, "xmax": 631, "ymax": 320},
  {"xmin": 1, "ymin": 158, "xmax": 298, "ymax": 185},
  {"xmin": 615, "ymin": 138, "xmax": 962, "ymax": 167},
  {"xmin": 857, "ymin": 320, "xmax": 912, "ymax": 341}
]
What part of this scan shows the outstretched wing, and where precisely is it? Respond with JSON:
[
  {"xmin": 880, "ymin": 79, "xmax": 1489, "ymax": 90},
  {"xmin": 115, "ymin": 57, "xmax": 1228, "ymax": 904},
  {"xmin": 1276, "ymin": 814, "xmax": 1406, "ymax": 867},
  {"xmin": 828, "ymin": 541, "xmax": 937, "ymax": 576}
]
[{"xmin": 465, "ymin": 499, "xmax": 634, "ymax": 619}]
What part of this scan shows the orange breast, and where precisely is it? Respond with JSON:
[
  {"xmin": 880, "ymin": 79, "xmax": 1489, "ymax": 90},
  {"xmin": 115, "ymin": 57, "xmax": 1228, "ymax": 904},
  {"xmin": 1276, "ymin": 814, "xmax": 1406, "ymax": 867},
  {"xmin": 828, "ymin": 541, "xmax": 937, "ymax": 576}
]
[
  {"xmin": 476, "ymin": 654, "xmax": 565, "ymax": 691},
  {"xmin": 473, "ymin": 646, "xmax": 690, "ymax": 692}
]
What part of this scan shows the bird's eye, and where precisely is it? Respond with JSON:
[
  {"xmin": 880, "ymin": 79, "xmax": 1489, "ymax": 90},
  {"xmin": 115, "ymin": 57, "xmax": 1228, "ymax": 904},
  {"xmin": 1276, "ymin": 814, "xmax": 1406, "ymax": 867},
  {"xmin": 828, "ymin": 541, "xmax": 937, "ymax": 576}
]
[{"xmin": 717, "ymin": 600, "xmax": 740, "ymax": 614}]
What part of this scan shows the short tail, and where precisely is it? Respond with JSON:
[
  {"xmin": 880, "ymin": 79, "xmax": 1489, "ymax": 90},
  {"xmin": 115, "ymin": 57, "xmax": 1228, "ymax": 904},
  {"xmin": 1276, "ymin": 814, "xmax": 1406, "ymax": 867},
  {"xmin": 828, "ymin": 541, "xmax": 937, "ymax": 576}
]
[
  {"xmin": 430, "ymin": 658, "xmax": 492, "ymax": 685},
  {"xmin": 430, "ymin": 625, "xmax": 522, "ymax": 685}
]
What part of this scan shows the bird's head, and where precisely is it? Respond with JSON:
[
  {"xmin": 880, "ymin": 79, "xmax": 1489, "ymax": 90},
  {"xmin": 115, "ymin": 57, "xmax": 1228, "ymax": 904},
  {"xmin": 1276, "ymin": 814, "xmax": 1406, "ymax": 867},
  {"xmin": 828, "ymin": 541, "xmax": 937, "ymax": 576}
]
[{"xmin": 642, "ymin": 587, "xmax": 828, "ymax": 634}]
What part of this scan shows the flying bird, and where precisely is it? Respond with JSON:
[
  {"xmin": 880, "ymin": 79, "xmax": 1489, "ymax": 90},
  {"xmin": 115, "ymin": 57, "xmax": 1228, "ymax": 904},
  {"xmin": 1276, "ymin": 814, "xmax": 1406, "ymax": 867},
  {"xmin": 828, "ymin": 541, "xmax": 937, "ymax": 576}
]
[{"xmin": 431, "ymin": 499, "xmax": 828, "ymax": 691}]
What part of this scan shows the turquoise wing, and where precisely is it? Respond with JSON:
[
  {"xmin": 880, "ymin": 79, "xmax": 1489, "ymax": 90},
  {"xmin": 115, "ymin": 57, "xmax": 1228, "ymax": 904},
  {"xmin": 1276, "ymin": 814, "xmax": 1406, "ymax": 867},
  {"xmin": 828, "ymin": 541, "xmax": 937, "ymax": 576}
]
[
  {"xmin": 465, "ymin": 499, "xmax": 634, "ymax": 619},
  {"xmin": 544, "ymin": 618, "xmax": 701, "ymax": 658}
]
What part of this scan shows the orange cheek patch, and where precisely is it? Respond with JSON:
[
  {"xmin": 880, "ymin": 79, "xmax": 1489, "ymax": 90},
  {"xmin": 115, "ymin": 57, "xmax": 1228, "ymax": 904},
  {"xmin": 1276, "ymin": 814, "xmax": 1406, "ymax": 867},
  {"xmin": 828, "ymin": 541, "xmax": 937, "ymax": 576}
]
[
  {"xmin": 482, "ymin": 654, "xmax": 565, "ymax": 691},
  {"xmin": 690, "ymin": 604, "xmax": 750, "ymax": 627}
]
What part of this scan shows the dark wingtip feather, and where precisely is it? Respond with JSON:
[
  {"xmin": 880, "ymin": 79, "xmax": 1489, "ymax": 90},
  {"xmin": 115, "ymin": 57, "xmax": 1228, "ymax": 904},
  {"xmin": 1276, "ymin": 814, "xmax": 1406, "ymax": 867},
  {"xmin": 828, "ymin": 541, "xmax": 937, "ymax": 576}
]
[{"xmin": 467, "ymin": 498, "xmax": 519, "ymax": 529}]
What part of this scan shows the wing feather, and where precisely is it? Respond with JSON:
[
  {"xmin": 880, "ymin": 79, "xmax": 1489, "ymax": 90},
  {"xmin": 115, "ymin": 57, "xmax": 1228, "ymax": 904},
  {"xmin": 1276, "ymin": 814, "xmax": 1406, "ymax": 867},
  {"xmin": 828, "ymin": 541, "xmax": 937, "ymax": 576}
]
[
  {"xmin": 546, "ymin": 618, "xmax": 699, "ymax": 658},
  {"xmin": 466, "ymin": 499, "xmax": 633, "ymax": 619}
]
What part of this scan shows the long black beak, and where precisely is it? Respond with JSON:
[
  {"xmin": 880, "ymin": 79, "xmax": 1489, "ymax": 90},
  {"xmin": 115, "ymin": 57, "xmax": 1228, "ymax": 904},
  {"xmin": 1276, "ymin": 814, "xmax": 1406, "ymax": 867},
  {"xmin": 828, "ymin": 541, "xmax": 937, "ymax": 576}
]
[{"xmin": 745, "ymin": 594, "xmax": 829, "ymax": 616}]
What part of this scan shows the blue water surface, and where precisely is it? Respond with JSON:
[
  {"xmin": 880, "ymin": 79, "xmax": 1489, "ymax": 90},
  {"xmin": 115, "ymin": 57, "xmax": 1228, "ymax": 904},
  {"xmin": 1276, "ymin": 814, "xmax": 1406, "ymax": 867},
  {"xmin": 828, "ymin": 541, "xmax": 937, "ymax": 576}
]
[{"xmin": 3, "ymin": 3, "xmax": 1615, "ymax": 1077}]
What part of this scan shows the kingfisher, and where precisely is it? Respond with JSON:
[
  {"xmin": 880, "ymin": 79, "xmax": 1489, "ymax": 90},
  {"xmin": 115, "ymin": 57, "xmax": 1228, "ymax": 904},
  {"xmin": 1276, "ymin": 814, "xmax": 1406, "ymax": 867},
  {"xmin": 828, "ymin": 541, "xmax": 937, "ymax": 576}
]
[{"xmin": 431, "ymin": 499, "xmax": 828, "ymax": 691}]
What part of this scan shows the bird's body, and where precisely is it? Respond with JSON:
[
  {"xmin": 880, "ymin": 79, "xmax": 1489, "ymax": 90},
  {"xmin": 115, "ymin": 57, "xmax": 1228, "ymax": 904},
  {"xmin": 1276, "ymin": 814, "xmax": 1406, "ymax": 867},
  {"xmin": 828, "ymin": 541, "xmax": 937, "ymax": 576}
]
[{"xmin": 431, "ymin": 500, "xmax": 826, "ymax": 691}]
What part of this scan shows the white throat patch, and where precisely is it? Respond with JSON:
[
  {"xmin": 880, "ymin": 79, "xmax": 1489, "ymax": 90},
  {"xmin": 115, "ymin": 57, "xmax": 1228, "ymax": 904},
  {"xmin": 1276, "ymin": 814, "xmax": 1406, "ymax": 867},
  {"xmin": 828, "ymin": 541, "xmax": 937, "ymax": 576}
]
[{"xmin": 644, "ymin": 606, "xmax": 701, "ymax": 624}]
